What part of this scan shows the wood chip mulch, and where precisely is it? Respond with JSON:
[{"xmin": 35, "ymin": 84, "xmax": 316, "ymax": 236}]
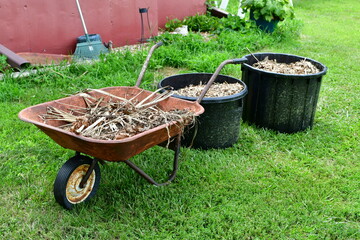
[
  {"xmin": 253, "ymin": 57, "xmax": 320, "ymax": 74},
  {"xmin": 173, "ymin": 82, "xmax": 244, "ymax": 98}
]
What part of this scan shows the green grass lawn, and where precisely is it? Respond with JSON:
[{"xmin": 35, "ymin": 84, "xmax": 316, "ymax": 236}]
[{"xmin": 0, "ymin": 0, "xmax": 359, "ymax": 239}]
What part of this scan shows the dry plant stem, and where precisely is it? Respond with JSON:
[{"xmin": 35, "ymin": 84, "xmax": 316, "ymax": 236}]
[
  {"xmin": 77, "ymin": 70, "xmax": 88, "ymax": 78},
  {"xmin": 91, "ymin": 97, "xmax": 104, "ymax": 114},
  {"xmin": 75, "ymin": 125, "xmax": 86, "ymax": 133},
  {"xmin": 136, "ymin": 91, "xmax": 173, "ymax": 109},
  {"xmin": 86, "ymin": 88, "xmax": 132, "ymax": 103},
  {"xmin": 246, "ymin": 47, "xmax": 261, "ymax": 65},
  {"xmin": 135, "ymin": 87, "xmax": 173, "ymax": 109},
  {"xmin": 136, "ymin": 88, "xmax": 164, "ymax": 107},
  {"xmin": 76, "ymin": 92, "xmax": 97, "ymax": 101},
  {"xmin": 48, "ymin": 68, "xmax": 72, "ymax": 79},
  {"xmin": 55, "ymin": 101, "xmax": 88, "ymax": 112},
  {"xmin": 41, "ymin": 106, "xmax": 78, "ymax": 122},
  {"xmin": 82, "ymin": 117, "xmax": 106, "ymax": 135},
  {"xmin": 82, "ymin": 95, "xmax": 95, "ymax": 109},
  {"xmin": 129, "ymin": 89, "xmax": 146, "ymax": 102},
  {"xmin": 159, "ymin": 109, "xmax": 171, "ymax": 147}
]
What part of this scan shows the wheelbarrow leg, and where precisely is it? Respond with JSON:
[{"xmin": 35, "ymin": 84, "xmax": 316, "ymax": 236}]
[
  {"xmin": 124, "ymin": 134, "xmax": 181, "ymax": 186},
  {"xmin": 79, "ymin": 157, "xmax": 98, "ymax": 188},
  {"xmin": 74, "ymin": 152, "xmax": 104, "ymax": 188}
]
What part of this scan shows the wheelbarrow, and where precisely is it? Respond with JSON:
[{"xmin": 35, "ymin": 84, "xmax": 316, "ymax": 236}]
[{"xmin": 18, "ymin": 42, "xmax": 246, "ymax": 210}]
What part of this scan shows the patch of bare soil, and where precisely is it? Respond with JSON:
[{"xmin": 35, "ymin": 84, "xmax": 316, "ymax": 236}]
[
  {"xmin": 253, "ymin": 57, "xmax": 320, "ymax": 74},
  {"xmin": 173, "ymin": 82, "xmax": 244, "ymax": 98},
  {"xmin": 40, "ymin": 89, "xmax": 195, "ymax": 140}
]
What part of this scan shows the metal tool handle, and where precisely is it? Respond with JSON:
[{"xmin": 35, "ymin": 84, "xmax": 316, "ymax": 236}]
[
  {"xmin": 135, "ymin": 42, "xmax": 164, "ymax": 87},
  {"xmin": 196, "ymin": 57, "xmax": 247, "ymax": 103},
  {"xmin": 75, "ymin": 0, "xmax": 89, "ymax": 35}
]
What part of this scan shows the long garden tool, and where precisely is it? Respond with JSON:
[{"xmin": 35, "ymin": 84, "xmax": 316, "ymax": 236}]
[{"xmin": 73, "ymin": 0, "xmax": 108, "ymax": 60}]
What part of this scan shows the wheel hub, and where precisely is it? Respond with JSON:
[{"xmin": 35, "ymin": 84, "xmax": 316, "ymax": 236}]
[{"xmin": 66, "ymin": 164, "xmax": 96, "ymax": 204}]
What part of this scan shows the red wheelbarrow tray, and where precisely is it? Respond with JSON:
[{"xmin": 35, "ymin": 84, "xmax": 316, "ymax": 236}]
[{"xmin": 18, "ymin": 86, "xmax": 204, "ymax": 162}]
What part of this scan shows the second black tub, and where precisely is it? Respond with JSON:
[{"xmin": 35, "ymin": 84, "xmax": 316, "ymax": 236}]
[{"xmin": 158, "ymin": 73, "xmax": 248, "ymax": 149}]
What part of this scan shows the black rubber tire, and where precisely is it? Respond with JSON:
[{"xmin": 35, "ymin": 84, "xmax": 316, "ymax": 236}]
[{"xmin": 53, "ymin": 155, "xmax": 101, "ymax": 210}]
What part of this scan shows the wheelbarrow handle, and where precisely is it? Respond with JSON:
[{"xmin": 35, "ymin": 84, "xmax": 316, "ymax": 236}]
[
  {"xmin": 196, "ymin": 57, "xmax": 247, "ymax": 103},
  {"xmin": 135, "ymin": 42, "xmax": 164, "ymax": 87}
]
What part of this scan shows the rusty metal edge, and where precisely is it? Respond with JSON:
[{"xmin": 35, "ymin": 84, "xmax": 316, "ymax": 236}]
[{"xmin": 17, "ymin": 52, "xmax": 72, "ymax": 66}]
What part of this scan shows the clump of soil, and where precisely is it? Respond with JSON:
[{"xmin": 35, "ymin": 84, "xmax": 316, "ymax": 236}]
[
  {"xmin": 40, "ymin": 89, "xmax": 195, "ymax": 141},
  {"xmin": 253, "ymin": 57, "xmax": 320, "ymax": 74},
  {"xmin": 173, "ymin": 82, "xmax": 244, "ymax": 98}
]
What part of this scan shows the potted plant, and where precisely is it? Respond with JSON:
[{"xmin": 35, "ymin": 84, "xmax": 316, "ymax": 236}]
[{"xmin": 241, "ymin": 0, "xmax": 295, "ymax": 32}]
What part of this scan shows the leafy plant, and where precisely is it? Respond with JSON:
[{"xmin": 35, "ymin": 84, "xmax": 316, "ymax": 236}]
[
  {"xmin": 164, "ymin": 13, "xmax": 222, "ymax": 32},
  {"xmin": 184, "ymin": 13, "xmax": 222, "ymax": 32},
  {"xmin": 241, "ymin": 0, "xmax": 295, "ymax": 21},
  {"xmin": 217, "ymin": 14, "xmax": 249, "ymax": 33},
  {"xmin": 164, "ymin": 18, "xmax": 183, "ymax": 32},
  {"xmin": 164, "ymin": 12, "xmax": 248, "ymax": 34},
  {"xmin": 0, "ymin": 54, "xmax": 11, "ymax": 73}
]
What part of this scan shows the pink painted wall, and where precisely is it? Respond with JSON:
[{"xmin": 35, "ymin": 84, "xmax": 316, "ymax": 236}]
[{"xmin": 0, "ymin": 0, "xmax": 206, "ymax": 54}]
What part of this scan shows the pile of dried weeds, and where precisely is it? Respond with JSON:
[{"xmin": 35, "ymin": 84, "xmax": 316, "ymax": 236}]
[
  {"xmin": 173, "ymin": 82, "xmax": 244, "ymax": 98},
  {"xmin": 41, "ymin": 89, "xmax": 195, "ymax": 140},
  {"xmin": 253, "ymin": 57, "xmax": 320, "ymax": 74}
]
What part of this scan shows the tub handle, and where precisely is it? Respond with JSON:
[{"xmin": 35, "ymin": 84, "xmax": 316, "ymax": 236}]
[
  {"xmin": 196, "ymin": 57, "xmax": 247, "ymax": 103},
  {"xmin": 135, "ymin": 41, "xmax": 163, "ymax": 87}
]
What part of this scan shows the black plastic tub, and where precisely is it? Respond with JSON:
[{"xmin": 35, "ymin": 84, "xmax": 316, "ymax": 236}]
[
  {"xmin": 241, "ymin": 53, "xmax": 327, "ymax": 133},
  {"xmin": 158, "ymin": 73, "xmax": 248, "ymax": 149}
]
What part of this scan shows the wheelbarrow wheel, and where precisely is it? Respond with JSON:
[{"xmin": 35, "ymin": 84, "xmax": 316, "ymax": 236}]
[{"xmin": 53, "ymin": 155, "xmax": 101, "ymax": 210}]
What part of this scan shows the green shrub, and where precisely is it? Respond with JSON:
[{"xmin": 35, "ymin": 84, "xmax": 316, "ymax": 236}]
[
  {"xmin": 0, "ymin": 55, "xmax": 10, "ymax": 73},
  {"xmin": 241, "ymin": 0, "xmax": 295, "ymax": 21},
  {"xmin": 165, "ymin": 13, "xmax": 221, "ymax": 32},
  {"xmin": 164, "ymin": 12, "xmax": 249, "ymax": 34}
]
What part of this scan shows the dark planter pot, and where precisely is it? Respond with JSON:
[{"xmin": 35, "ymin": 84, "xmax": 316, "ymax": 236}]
[
  {"xmin": 250, "ymin": 11, "xmax": 279, "ymax": 33},
  {"xmin": 241, "ymin": 53, "xmax": 327, "ymax": 133},
  {"xmin": 158, "ymin": 73, "xmax": 248, "ymax": 149}
]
